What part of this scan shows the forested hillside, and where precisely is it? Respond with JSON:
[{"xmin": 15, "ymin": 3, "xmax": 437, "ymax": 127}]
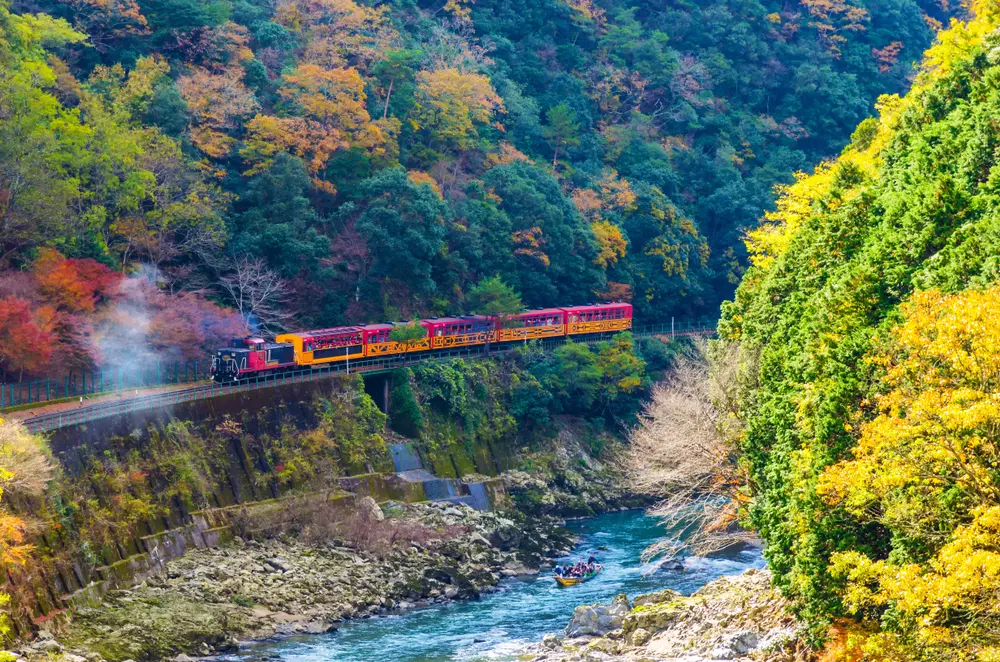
[
  {"xmin": 720, "ymin": 2, "xmax": 1000, "ymax": 658},
  {"xmin": 0, "ymin": 0, "xmax": 953, "ymax": 380}
]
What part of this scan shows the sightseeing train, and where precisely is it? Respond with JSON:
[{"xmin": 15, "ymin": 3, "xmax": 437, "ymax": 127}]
[{"xmin": 210, "ymin": 302, "xmax": 633, "ymax": 383}]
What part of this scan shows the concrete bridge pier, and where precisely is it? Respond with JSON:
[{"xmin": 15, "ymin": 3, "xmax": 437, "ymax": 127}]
[{"xmin": 363, "ymin": 372, "xmax": 392, "ymax": 414}]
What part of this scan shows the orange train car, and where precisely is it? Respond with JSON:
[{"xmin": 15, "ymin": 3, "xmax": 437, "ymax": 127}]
[{"xmin": 211, "ymin": 302, "xmax": 632, "ymax": 382}]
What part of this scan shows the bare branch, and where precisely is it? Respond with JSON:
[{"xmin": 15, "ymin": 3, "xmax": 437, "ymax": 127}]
[
  {"xmin": 627, "ymin": 339, "xmax": 760, "ymax": 561},
  {"xmin": 218, "ymin": 256, "xmax": 294, "ymax": 333}
]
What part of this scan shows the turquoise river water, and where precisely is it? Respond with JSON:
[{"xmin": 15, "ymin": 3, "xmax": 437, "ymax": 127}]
[{"xmin": 231, "ymin": 510, "xmax": 765, "ymax": 662}]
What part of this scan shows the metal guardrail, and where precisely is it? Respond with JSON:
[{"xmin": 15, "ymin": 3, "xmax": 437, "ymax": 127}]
[
  {"xmin": 15, "ymin": 323, "xmax": 715, "ymax": 433},
  {"xmin": 1, "ymin": 360, "xmax": 212, "ymax": 409}
]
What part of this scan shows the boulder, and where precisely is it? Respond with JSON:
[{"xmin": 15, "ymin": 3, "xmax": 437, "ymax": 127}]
[
  {"xmin": 656, "ymin": 559, "xmax": 685, "ymax": 572},
  {"xmin": 31, "ymin": 640, "xmax": 62, "ymax": 653},
  {"xmin": 264, "ymin": 558, "xmax": 290, "ymax": 573},
  {"xmin": 709, "ymin": 630, "xmax": 760, "ymax": 659},
  {"xmin": 586, "ymin": 638, "xmax": 620, "ymax": 655},
  {"xmin": 623, "ymin": 600, "xmax": 686, "ymax": 634},
  {"xmin": 359, "ymin": 496, "xmax": 385, "ymax": 522},
  {"xmin": 541, "ymin": 633, "xmax": 561, "ymax": 649},
  {"xmin": 565, "ymin": 595, "xmax": 631, "ymax": 638},
  {"xmin": 629, "ymin": 628, "xmax": 652, "ymax": 646},
  {"xmin": 632, "ymin": 588, "xmax": 682, "ymax": 607}
]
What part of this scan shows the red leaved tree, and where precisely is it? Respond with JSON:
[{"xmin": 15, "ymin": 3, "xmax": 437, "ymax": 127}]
[
  {"xmin": 0, "ymin": 297, "xmax": 54, "ymax": 382},
  {"xmin": 33, "ymin": 248, "xmax": 121, "ymax": 313}
]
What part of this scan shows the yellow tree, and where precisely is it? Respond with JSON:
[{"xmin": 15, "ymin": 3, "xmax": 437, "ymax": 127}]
[
  {"xmin": 177, "ymin": 66, "xmax": 258, "ymax": 158},
  {"xmin": 411, "ymin": 68, "xmax": 504, "ymax": 152},
  {"xmin": 242, "ymin": 64, "xmax": 398, "ymax": 189},
  {"xmin": 87, "ymin": 55, "xmax": 170, "ymax": 121},
  {"xmin": 241, "ymin": 115, "xmax": 347, "ymax": 188},
  {"xmin": 275, "ymin": 0, "xmax": 396, "ymax": 71},
  {"xmin": 0, "ymin": 419, "xmax": 51, "ymax": 644},
  {"xmin": 280, "ymin": 65, "xmax": 371, "ymax": 138},
  {"xmin": 819, "ymin": 287, "xmax": 1000, "ymax": 660},
  {"xmin": 591, "ymin": 220, "xmax": 627, "ymax": 269},
  {"xmin": 800, "ymin": 0, "xmax": 869, "ymax": 56}
]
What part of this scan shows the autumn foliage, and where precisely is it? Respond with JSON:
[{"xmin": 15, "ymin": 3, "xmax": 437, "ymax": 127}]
[
  {"xmin": 819, "ymin": 288, "xmax": 1000, "ymax": 661},
  {"xmin": 0, "ymin": 0, "xmax": 961, "ymax": 350},
  {"xmin": 0, "ymin": 250, "xmax": 242, "ymax": 381},
  {"xmin": 719, "ymin": 6, "xmax": 1000, "ymax": 660},
  {"xmin": 0, "ymin": 297, "xmax": 54, "ymax": 380},
  {"xmin": 33, "ymin": 248, "xmax": 120, "ymax": 313}
]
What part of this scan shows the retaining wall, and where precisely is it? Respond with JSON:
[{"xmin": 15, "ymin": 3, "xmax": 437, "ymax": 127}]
[{"xmin": 4, "ymin": 380, "xmax": 515, "ymax": 637}]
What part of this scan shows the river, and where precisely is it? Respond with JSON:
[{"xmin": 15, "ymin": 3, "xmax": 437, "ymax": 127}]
[{"xmin": 229, "ymin": 510, "xmax": 765, "ymax": 662}]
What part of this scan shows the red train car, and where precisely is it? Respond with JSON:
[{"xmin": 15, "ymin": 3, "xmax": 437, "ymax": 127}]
[{"xmin": 424, "ymin": 315, "xmax": 494, "ymax": 350}]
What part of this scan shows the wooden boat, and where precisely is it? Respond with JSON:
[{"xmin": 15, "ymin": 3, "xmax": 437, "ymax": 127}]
[{"xmin": 554, "ymin": 564, "xmax": 603, "ymax": 586}]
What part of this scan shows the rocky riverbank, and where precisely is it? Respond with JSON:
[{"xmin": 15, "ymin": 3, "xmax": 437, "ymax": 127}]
[
  {"xmin": 504, "ymin": 425, "xmax": 651, "ymax": 518},
  {"xmin": 8, "ymin": 425, "xmax": 651, "ymax": 662},
  {"xmin": 18, "ymin": 500, "xmax": 573, "ymax": 662},
  {"xmin": 524, "ymin": 569, "xmax": 807, "ymax": 661}
]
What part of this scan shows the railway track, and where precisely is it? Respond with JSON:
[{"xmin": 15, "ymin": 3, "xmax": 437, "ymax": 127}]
[{"xmin": 19, "ymin": 323, "xmax": 714, "ymax": 433}]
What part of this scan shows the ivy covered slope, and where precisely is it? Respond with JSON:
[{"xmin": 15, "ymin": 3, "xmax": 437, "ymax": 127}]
[
  {"xmin": 720, "ymin": 3, "xmax": 1000, "ymax": 659},
  {"xmin": 0, "ymin": 0, "xmax": 955, "ymax": 351}
]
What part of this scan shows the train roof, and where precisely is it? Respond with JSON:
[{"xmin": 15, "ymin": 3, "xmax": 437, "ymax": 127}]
[
  {"xmin": 423, "ymin": 315, "xmax": 490, "ymax": 324},
  {"xmin": 559, "ymin": 303, "xmax": 632, "ymax": 312},
  {"xmin": 517, "ymin": 307, "xmax": 565, "ymax": 316}
]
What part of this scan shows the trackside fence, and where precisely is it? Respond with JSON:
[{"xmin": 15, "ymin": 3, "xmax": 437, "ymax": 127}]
[
  {"xmin": 0, "ymin": 360, "xmax": 212, "ymax": 409},
  {"xmin": 11, "ymin": 322, "xmax": 716, "ymax": 433}
]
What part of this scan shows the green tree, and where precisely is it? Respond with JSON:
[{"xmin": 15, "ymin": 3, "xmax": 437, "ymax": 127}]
[
  {"xmin": 533, "ymin": 341, "xmax": 601, "ymax": 414},
  {"xmin": 388, "ymin": 321, "xmax": 427, "ymax": 344},
  {"xmin": 353, "ymin": 168, "xmax": 450, "ymax": 310},
  {"xmin": 542, "ymin": 102, "xmax": 581, "ymax": 167},
  {"xmin": 388, "ymin": 368, "xmax": 424, "ymax": 438},
  {"xmin": 465, "ymin": 276, "xmax": 522, "ymax": 318},
  {"xmin": 481, "ymin": 162, "xmax": 604, "ymax": 306},
  {"xmin": 594, "ymin": 332, "xmax": 645, "ymax": 417}
]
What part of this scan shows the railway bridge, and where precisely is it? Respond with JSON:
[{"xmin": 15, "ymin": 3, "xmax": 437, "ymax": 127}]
[{"xmin": 10, "ymin": 322, "xmax": 715, "ymax": 434}]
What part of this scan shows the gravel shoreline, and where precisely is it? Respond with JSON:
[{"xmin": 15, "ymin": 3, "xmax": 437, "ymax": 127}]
[{"xmin": 22, "ymin": 501, "xmax": 574, "ymax": 662}]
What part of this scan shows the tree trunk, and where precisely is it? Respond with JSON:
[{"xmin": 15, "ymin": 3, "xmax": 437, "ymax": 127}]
[{"xmin": 382, "ymin": 77, "xmax": 395, "ymax": 120}]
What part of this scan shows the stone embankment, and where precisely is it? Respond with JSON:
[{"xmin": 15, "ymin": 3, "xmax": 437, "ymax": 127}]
[
  {"xmin": 525, "ymin": 569, "xmax": 806, "ymax": 662},
  {"xmin": 15, "ymin": 501, "xmax": 573, "ymax": 662}
]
